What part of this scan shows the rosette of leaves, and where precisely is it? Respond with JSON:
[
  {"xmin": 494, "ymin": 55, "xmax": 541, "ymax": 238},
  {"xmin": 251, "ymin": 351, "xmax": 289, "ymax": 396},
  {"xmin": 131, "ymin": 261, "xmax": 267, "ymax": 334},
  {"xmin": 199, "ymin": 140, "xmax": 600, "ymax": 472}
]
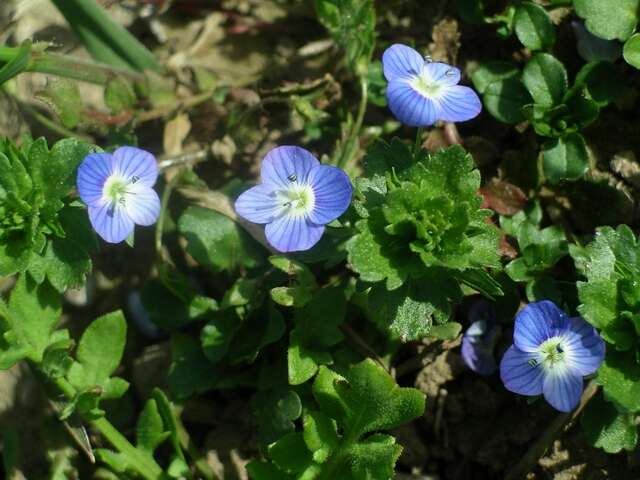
[
  {"xmin": 346, "ymin": 141, "xmax": 500, "ymax": 340},
  {"xmin": 247, "ymin": 359, "xmax": 425, "ymax": 479},
  {"xmin": 0, "ymin": 136, "xmax": 97, "ymax": 291},
  {"xmin": 570, "ymin": 225, "xmax": 640, "ymax": 452}
]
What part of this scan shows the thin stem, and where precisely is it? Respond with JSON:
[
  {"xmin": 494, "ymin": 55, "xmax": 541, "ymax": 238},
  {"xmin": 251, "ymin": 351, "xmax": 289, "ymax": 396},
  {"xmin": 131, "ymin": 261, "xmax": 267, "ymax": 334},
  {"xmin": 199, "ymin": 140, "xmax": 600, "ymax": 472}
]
[
  {"xmin": 92, "ymin": 418, "xmax": 164, "ymax": 480},
  {"xmin": 172, "ymin": 405, "xmax": 218, "ymax": 480},
  {"xmin": 155, "ymin": 173, "xmax": 181, "ymax": 257},
  {"xmin": 34, "ymin": 369, "xmax": 164, "ymax": 480},
  {"xmin": 0, "ymin": 47, "xmax": 144, "ymax": 85},
  {"xmin": 336, "ymin": 76, "xmax": 368, "ymax": 169},
  {"xmin": 414, "ymin": 127, "xmax": 424, "ymax": 156},
  {"xmin": 504, "ymin": 381, "xmax": 598, "ymax": 480}
]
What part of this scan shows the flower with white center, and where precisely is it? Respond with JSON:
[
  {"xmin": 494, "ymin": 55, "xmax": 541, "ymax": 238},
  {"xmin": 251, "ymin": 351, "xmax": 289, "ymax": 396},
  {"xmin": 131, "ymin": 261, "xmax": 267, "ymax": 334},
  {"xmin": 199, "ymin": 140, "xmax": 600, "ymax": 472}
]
[
  {"xmin": 500, "ymin": 300, "xmax": 605, "ymax": 412},
  {"xmin": 382, "ymin": 43, "xmax": 482, "ymax": 127},
  {"xmin": 234, "ymin": 146, "xmax": 353, "ymax": 252},
  {"xmin": 77, "ymin": 146, "xmax": 160, "ymax": 243}
]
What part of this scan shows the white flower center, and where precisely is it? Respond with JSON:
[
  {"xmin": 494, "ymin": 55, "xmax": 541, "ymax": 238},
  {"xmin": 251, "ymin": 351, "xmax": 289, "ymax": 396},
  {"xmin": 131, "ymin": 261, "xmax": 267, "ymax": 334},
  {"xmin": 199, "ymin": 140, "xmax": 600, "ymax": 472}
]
[
  {"xmin": 409, "ymin": 74, "xmax": 444, "ymax": 98},
  {"xmin": 103, "ymin": 175, "xmax": 141, "ymax": 208},
  {"xmin": 527, "ymin": 336, "xmax": 571, "ymax": 372},
  {"xmin": 277, "ymin": 181, "xmax": 315, "ymax": 218}
]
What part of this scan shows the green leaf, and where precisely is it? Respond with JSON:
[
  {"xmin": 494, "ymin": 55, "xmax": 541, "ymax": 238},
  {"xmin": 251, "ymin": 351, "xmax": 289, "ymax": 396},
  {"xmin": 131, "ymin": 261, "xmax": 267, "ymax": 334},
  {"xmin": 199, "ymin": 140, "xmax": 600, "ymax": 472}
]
[
  {"xmin": 35, "ymin": 78, "xmax": 83, "ymax": 129},
  {"xmin": 542, "ymin": 133, "xmax": 589, "ymax": 184},
  {"xmin": 0, "ymin": 40, "xmax": 31, "ymax": 87},
  {"xmin": 572, "ymin": 61, "xmax": 623, "ymax": 107},
  {"xmin": 168, "ymin": 334, "xmax": 220, "ymax": 399},
  {"xmin": 254, "ymin": 388, "xmax": 302, "ymax": 449},
  {"xmin": 597, "ymin": 350, "xmax": 640, "ymax": 412},
  {"xmin": 574, "ymin": 0, "xmax": 639, "ymax": 41},
  {"xmin": 178, "ymin": 206, "xmax": 266, "ymax": 272},
  {"xmin": 482, "ymin": 78, "xmax": 532, "ymax": 124},
  {"xmin": 314, "ymin": 0, "xmax": 376, "ymax": 75},
  {"xmin": 200, "ymin": 311, "xmax": 242, "ymax": 363},
  {"xmin": 104, "ymin": 76, "xmax": 137, "ymax": 113},
  {"xmin": 0, "ymin": 275, "xmax": 61, "ymax": 368},
  {"xmin": 522, "ymin": 53, "xmax": 567, "ymax": 107},
  {"xmin": 471, "ymin": 62, "xmax": 519, "ymax": 94},
  {"xmin": 67, "ymin": 311, "xmax": 129, "ymax": 399},
  {"xmin": 623, "ymin": 33, "xmax": 640, "ymax": 68},
  {"xmin": 582, "ymin": 395, "xmax": 638, "ymax": 453},
  {"xmin": 513, "ymin": 2, "xmax": 555, "ymax": 50},
  {"xmin": 288, "ymin": 288, "xmax": 346, "ymax": 385},
  {"xmin": 256, "ymin": 360, "xmax": 425, "ymax": 479},
  {"xmin": 367, "ymin": 272, "xmax": 462, "ymax": 341},
  {"xmin": 136, "ymin": 399, "xmax": 170, "ymax": 455}
]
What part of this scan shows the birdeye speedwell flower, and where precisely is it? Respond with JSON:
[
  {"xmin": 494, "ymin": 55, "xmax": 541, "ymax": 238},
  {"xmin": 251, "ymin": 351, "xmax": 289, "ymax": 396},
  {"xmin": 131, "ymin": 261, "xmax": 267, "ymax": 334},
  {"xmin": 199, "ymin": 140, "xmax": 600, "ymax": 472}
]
[
  {"xmin": 235, "ymin": 146, "xmax": 352, "ymax": 252},
  {"xmin": 382, "ymin": 43, "xmax": 482, "ymax": 127},
  {"xmin": 461, "ymin": 299, "xmax": 501, "ymax": 376},
  {"xmin": 77, "ymin": 146, "xmax": 161, "ymax": 243},
  {"xmin": 500, "ymin": 300, "xmax": 604, "ymax": 412}
]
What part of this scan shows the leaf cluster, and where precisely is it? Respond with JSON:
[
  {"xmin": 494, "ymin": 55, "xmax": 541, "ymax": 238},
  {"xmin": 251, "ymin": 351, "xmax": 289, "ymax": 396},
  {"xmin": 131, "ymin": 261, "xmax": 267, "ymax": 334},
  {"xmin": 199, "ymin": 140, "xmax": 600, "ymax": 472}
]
[
  {"xmin": 346, "ymin": 141, "xmax": 500, "ymax": 340},
  {"xmin": 247, "ymin": 359, "xmax": 425, "ymax": 480},
  {"xmin": 0, "ymin": 137, "xmax": 97, "ymax": 291}
]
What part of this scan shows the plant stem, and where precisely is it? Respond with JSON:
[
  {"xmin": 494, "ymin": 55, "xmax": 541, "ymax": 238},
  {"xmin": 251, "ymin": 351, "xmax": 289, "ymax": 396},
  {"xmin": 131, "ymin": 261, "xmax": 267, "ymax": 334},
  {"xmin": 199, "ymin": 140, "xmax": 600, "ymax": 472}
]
[
  {"xmin": 504, "ymin": 380, "xmax": 598, "ymax": 480},
  {"xmin": 336, "ymin": 76, "xmax": 368, "ymax": 169},
  {"xmin": 0, "ymin": 47, "xmax": 144, "ymax": 85},
  {"xmin": 414, "ymin": 126, "xmax": 424, "ymax": 155},
  {"xmin": 92, "ymin": 417, "xmax": 164, "ymax": 480},
  {"xmin": 37, "ymin": 371, "xmax": 164, "ymax": 480}
]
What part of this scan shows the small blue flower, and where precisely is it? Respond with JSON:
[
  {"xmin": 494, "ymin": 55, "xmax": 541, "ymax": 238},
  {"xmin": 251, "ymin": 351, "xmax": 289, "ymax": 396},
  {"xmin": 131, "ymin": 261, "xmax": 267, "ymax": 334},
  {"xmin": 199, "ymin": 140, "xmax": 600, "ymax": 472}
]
[
  {"xmin": 382, "ymin": 44, "xmax": 482, "ymax": 127},
  {"xmin": 77, "ymin": 146, "xmax": 160, "ymax": 243},
  {"xmin": 235, "ymin": 146, "xmax": 353, "ymax": 252},
  {"xmin": 461, "ymin": 299, "xmax": 501, "ymax": 376},
  {"xmin": 500, "ymin": 301, "xmax": 605, "ymax": 412}
]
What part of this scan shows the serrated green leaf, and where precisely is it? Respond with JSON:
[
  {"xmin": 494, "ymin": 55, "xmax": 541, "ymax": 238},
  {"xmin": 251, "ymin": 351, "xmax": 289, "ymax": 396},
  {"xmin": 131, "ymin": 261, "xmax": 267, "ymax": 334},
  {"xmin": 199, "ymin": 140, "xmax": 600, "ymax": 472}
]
[
  {"xmin": 35, "ymin": 78, "xmax": 83, "ymax": 129},
  {"xmin": 582, "ymin": 395, "xmax": 638, "ymax": 453},
  {"xmin": 368, "ymin": 270, "xmax": 462, "ymax": 341},
  {"xmin": 597, "ymin": 350, "xmax": 640, "ymax": 412},
  {"xmin": 67, "ymin": 311, "xmax": 128, "ymax": 399},
  {"xmin": 522, "ymin": 53, "xmax": 567, "ymax": 107},
  {"xmin": 513, "ymin": 2, "xmax": 555, "ymax": 50},
  {"xmin": 0, "ymin": 275, "xmax": 61, "ymax": 368},
  {"xmin": 574, "ymin": 0, "xmax": 639, "ymax": 42},
  {"xmin": 178, "ymin": 206, "xmax": 266, "ymax": 272}
]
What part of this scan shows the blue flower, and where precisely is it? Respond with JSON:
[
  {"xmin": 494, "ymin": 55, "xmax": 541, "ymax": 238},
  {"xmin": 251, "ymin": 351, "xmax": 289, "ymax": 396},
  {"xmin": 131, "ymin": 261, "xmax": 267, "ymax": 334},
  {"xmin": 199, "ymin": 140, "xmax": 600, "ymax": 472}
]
[
  {"xmin": 382, "ymin": 44, "xmax": 482, "ymax": 127},
  {"xmin": 77, "ymin": 146, "xmax": 160, "ymax": 243},
  {"xmin": 461, "ymin": 299, "xmax": 501, "ymax": 376},
  {"xmin": 500, "ymin": 301, "xmax": 605, "ymax": 412},
  {"xmin": 235, "ymin": 146, "xmax": 352, "ymax": 252}
]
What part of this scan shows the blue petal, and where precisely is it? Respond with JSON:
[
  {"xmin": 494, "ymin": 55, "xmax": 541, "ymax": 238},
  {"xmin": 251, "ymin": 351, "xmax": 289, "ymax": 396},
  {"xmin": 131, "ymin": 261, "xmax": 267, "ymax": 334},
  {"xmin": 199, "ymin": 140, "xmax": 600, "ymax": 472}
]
[
  {"xmin": 112, "ymin": 146, "xmax": 158, "ymax": 187},
  {"xmin": 423, "ymin": 62, "xmax": 461, "ymax": 86},
  {"xmin": 235, "ymin": 184, "xmax": 283, "ymax": 224},
  {"xmin": 462, "ymin": 335, "xmax": 497, "ymax": 376},
  {"xmin": 77, "ymin": 152, "xmax": 114, "ymax": 207},
  {"xmin": 265, "ymin": 214, "xmax": 324, "ymax": 252},
  {"xmin": 261, "ymin": 146, "xmax": 319, "ymax": 189},
  {"xmin": 435, "ymin": 85, "xmax": 482, "ymax": 123},
  {"xmin": 307, "ymin": 165, "xmax": 353, "ymax": 224},
  {"xmin": 386, "ymin": 80, "xmax": 438, "ymax": 127},
  {"xmin": 88, "ymin": 201, "xmax": 134, "ymax": 243},
  {"xmin": 125, "ymin": 184, "xmax": 160, "ymax": 226},
  {"xmin": 562, "ymin": 317, "xmax": 605, "ymax": 376},
  {"xmin": 382, "ymin": 44, "xmax": 424, "ymax": 81},
  {"xmin": 542, "ymin": 368, "xmax": 583, "ymax": 412},
  {"xmin": 514, "ymin": 301, "xmax": 569, "ymax": 353},
  {"xmin": 499, "ymin": 345, "xmax": 544, "ymax": 396}
]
